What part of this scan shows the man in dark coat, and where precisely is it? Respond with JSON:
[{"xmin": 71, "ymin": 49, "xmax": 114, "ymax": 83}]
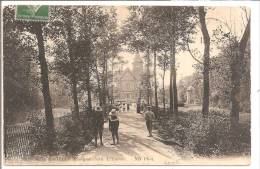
[
  {"xmin": 144, "ymin": 105, "xmax": 155, "ymax": 137},
  {"xmin": 93, "ymin": 106, "xmax": 104, "ymax": 147}
]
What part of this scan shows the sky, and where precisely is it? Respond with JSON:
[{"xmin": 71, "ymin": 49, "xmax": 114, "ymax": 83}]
[{"xmin": 113, "ymin": 6, "xmax": 249, "ymax": 86}]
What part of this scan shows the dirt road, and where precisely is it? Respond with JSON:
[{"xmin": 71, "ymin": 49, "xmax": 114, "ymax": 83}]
[{"xmin": 76, "ymin": 112, "xmax": 182, "ymax": 165}]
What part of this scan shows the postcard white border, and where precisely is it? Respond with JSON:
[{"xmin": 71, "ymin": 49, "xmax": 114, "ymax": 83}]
[{"xmin": 1, "ymin": 1, "xmax": 260, "ymax": 169}]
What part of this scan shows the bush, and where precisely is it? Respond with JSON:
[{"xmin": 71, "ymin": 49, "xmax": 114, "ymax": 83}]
[
  {"xmin": 56, "ymin": 113, "xmax": 93, "ymax": 155},
  {"xmin": 80, "ymin": 111, "xmax": 95, "ymax": 143},
  {"xmin": 158, "ymin": 107, "xmax": 251, "ymax": 156},
  {"xmin": 28, "ymin": 111, "xmax": 94, "ymax": 156},
  {"xmin": 56, "ymin": 117, "xmax": 87, "ymax": 155},
  {"xmin": 185, "ymin": 110, "xmax": 230, "ymax": 156},
  {"xmin": 27, "ymin": 113, "xmax": 50, "ymax": 155}
]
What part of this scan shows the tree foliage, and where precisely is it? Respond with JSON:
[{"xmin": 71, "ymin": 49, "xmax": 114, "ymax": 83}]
[{"xmin": 4, "ymin": 6, "xmax": 42, "ymax": 123}]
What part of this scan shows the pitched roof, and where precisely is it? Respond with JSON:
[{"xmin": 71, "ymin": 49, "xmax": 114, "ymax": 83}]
[{"xmin": 118, "ymin": 68, "xmax": 137, "ymax": 81}]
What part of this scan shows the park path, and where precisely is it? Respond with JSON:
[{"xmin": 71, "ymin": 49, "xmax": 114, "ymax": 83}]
[{"xmin": 76, "ymin": 111, "xmax": 182, "ymax": 165}]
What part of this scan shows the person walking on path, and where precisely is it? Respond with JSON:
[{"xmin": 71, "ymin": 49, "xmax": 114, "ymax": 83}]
[
  {"xmin": 93, "ymin": 106, "xmax": 104, "ymax": 147},
  {"xmin": 144, "ymin": 105, "xmax": 155, "ymax": 137},
  {"xmin": 109, "ymin": 109, "xmax": 120, "ymax": 145}
]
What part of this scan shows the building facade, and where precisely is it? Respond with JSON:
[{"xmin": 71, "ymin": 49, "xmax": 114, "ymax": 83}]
[{"xmin": 113, "ymin": 55, "xmax": 143, "ymax": 111}]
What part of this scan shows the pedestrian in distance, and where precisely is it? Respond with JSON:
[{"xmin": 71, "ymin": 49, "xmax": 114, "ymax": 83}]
[
  {"xmin": 137, "ymin": 104, "xmax": 141, "ymax": 114},
  {"xmin": 93, "ymin": 106, "xmax": 104, "ymax": 147},
  {"xmin": 136, "ymin": 98, "xmax": 141, "ymax": 114},
  {"xmin": 109, "ymin": 109, "xmax": 120, "ymax": 145},
  {"xmin": 144, "ymin": 105, "xmax": 155, "ymax": 137}
]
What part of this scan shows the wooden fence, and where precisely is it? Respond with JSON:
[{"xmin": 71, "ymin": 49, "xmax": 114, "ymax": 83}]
[
  {"xmin": 4, "ymin": 122, "xmax": 34, "ymax": 160},
  {"xmin": 4, "ymin": 111, "xmax": 90, "ymax": 160}
]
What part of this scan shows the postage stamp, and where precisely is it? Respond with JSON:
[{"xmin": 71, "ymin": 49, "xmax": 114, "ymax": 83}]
[
  {"xmin": 15, "ymin": 5, "xmax": 49, "ymax": 22},
  {"xmin": 2, "ymin": 0, "xmax": 259, "ymax": 167}
]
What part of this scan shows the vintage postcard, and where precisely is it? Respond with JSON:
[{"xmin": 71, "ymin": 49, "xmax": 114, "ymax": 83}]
[{"xmin": 1, "ymin": 1, "xmax": 259, "ymax": 167}]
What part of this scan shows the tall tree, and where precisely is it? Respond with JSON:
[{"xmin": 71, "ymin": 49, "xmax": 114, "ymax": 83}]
[
  {"xmin": 95, "ymin": 8, "xmax": 120, "ymax": 108},
  {"xmin": 3, "ymin": 6, "xmax": 55, "ymax": 151},
  {"xmin": 67, "ymin": 15, "xmax": 80, "ymax": 119},
  {"xmin": 153, "ymin": 50, "xmax": 158, "ymax": 118},
  {"xmin": 73, "ymin": 39, "xmax": 92, "ymax": 111},
  {"xmin": 210, "ymin": 12, "xmax": 250, "ymax": 140},
  {"xmin": 152, "ymin": 7, "xmax": 196, "ymax": 115},
  {"xmin": 93, "ymin": 56, "xmax": 103, "ymax": 106},
  {"xmin": 158, "ymin": 50, "xmax": 170, "ymax": 113},
  {"xmin": 75, "ymin": 6, "xmax": 105, "ymax": 111},
  {"xmin": 198, "ymin": 7, "xmax": 210, "ymax": 117},
  {"xmin": 230, "ymin": 19, "xmax": 250, "ymax": 134},
  {"xmin": 186, "ymin": 7, "xmax": 214, "ymax": 117},
  {"xmin": 33, "ymin": 23, "xmax": 55, "ymax": 151},
  {"xmin": 49, "ymin": 6, "xmax": 80, "ymax": 119},
  {"xmin": 144, "ymin": 48, "xmax": 152, "ymax": 105},
  {"xmin": 123, "ymin": 6, "xmax": 196, "ymax": 116},
  {"xmin": 67, "ymin": 6, "xmax": 110, "ymax": 110}
]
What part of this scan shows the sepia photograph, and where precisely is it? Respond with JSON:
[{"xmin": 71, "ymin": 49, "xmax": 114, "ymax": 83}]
[{"xmin": 1, "ymin": 2, "xmax": 256, "ymax": 166}]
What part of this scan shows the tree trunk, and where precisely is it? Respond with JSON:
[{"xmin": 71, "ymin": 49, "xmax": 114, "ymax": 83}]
[
  {"xmin": 172, "ymin": 47, "xmax": 178, "ymax": 114},
  {"xmin": 230, "ymin": 42, "xmax": 241, "ymax": 137},
  {"xmin": 111, "ymin": 83, "xmax": 114, "ymax": 104},
  {"xmin": 169, "ymin": 45, "xmax": 174, "ymax": 113},
  {"xmin": 86, "ymin": 66, "xmax": 92, "ymax": 111},
  {"xmin": 94, "ymin": 59, "xmax": 102, "ymax": 106},
  {"xmin": 162, "ymin": 69, "xmax": 166, "ymax": 113},
  {"xmin": 82, "ymin": 7, "xmax": 92, "ymax": 111},
  {"xmin": 199, "ymin": 7, "xmax": 210, "ymax": 118},
  {"xmin": 111, "ymin": 58, "xmax": 115, "ymax": 104},
  {"xmin": 230, "ymin": 19, "xmax": 250, "ymax": 134},
  {"xmin": 65, "ymin": 14, "xmax": 80, "ymax": 119},
  {"xmin": 34, "ymin": 23, "xmax": 55, "ymax": 152},
  {"xmin": 105, "ymin": 55, "xmax": 109, "ymax": 104},
  {"xmin": 71, "ymin": 76, "xmax": 79, "ymax": 119},
  {"xmin": 101, "ymin": 52, "xmax": 107, "ymax": 107},
  {"xmin": 146, "ymin": 48, "xmax": 151, "ymax": 105},
  {"xmin": 153, "ymin": 49, "xmax": 158, "ymax": 119},
  {"xmin": 87, "ymin": 88, "xmax": 92, "ymax": 111},
  {"xmin": 172, "ymin": 55, "xmax": 178, "ymax": 115}
]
